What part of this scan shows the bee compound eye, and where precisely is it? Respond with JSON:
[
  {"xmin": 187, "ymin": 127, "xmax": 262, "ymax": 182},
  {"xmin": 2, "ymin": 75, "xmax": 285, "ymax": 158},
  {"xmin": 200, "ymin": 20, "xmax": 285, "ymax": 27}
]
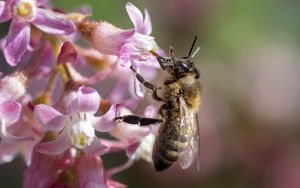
[
  {"xmin": 178, "ymin": 62, "xmax": 190, "ymax": 70},
  {"xmin": 158, "ymin": 57, "xmax": 167, "ymax": 62}
]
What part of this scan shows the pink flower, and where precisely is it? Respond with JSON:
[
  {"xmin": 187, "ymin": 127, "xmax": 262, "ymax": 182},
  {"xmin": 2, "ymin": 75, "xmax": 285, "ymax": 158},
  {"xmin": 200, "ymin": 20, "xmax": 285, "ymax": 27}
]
[
  {"xmin": 0, "ymin": 0, "xmax": 75, "ymax": 66},
  {"xmin": 0, "ymin": 71, "xmax": 28, "ymax": 102},
  {"xmin": 0, "ymin": 72, "xmax": 41, "ymax": 165},
  {"xmin": 57, "ymin": 41, "xmax": 78, "ymax": 65},
  {"xmin": 0, "ymin": 100, "xmax": 34, "ymax": 144},
  {"xmin": 24, "ymin": 148, "xmax": 126, "ymax": 188},
  {"xmin": 24, "ymin": 148, "xmax": 74, "ymax": 188},
  {"xmin": 34, "ymin": 86, "xmax": 118, "ymax": 155},
  {"xmin": 111, "ymin": 106, "xmax": 157, "ymax": 162},
  {"xmin": 0, "ymin": 2, "xmax": 166, "ymax": 187},
  {"xmin": 75, "ymin": 155, "xmax": 107, "ymax": 188},
  {"xmin": 66, "ymin": 48, "xmax": 118, "ymax": 85},
  {"xmin": 78, "ymin": 2, "xmax": 159, "ymax": 68},
  {"xmin": 0, "ymin": 104, "xmax": 41, "ymax": 165}
]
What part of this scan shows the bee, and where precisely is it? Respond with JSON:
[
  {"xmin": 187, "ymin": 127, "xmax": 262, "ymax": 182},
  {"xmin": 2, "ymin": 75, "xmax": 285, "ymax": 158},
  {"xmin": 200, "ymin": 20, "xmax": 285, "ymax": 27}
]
[{"xmin": 114, "ymin": 37, "xmax": 201, "ymax": 171}]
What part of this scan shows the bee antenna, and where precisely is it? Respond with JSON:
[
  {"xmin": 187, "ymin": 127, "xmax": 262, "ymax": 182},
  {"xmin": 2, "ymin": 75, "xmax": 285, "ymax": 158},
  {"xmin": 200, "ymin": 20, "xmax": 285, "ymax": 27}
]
[
  {"xmin": 187, "ymin": 36, "xmax": 197, "ymax": 58},
  {"xmin": 191, "ymin": 47, "xmax": 201, "ymax": 58}
]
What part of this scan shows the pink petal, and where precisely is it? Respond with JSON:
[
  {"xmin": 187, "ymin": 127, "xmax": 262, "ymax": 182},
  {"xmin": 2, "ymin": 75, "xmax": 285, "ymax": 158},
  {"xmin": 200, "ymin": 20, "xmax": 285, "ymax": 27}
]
[
  {"xmin": 142, "ymin": 10, "xmax": 152, "ymax": 35},
  {"xmin": 22, "ymin": 143, "xmax": 35, "ymax": 166},
  {"xmin": 126, "ymin": 2, "xmax": 143, "ymax": 30},
  {"xmin": 108, "ymin": 81, "xmax": 129, "ymax": 102},
  {"xmin": 100, "ymin": 139, "xmax": 126, "ymax": 153},
  {"xmin": 106, "ymin": 179, "xmax": 127, "ymax": 188},
  {"xmin": 107, "ymin": 159, "xmax": 134, "ymax": 176},
  {"xmin": 110, "ymin": 123, "xmax": 150, "ymax": 144},
  {"xmin": 0, "ymin": 100, "xmax": 21, "ymax": 123},
  {"xmin": 34, "ymin": 104, "xmax": 67, "ymax": 132},
  {"xmin": 125, "ymin": 142, "xmax": 140, "ymax": 159},
  {"xmin": 75, "ymin": 155, "xmax": 106, "ymax": 188},
  {"xmin": 3, "ymin": 21, "xmax": 30, "ymax": 66},
  {"xmin": 30, "ymin": 42, "xmax": 54, "ymax": 78},
  {"xmin": 83, "ymin": 137, "xmax": 108, "ymax": 156},
  {"xmin": 0, "ymin": 142, "xmax": 19, "ymax": 164},
  {"xmin": 0, "ymin": 1, "xmax": 12, "ymax": 23},
  {"xmin": 126, "ymin": 2, "xmax": 151, "ymax": 35},
  {"xmin": 122, "ymin": 98, "xmax": 139, "ymax": 110},
  {"xmin": 57, "ymin": 41, "xmax": 78, "ymax": 65},
  {"xmin": 36, "ymin": 0, "xmax": 49, "ymax": 6},
  {"xmin": 144, "ymin": 105, "xmax": 157, "ymax": 118},
  {"xmin": 33, "ymin": 8, "xmax": 75, "ymax": 35},
  {"xmin": 93, "ymin": 104, "xmax": 119, "ymax": 132},
  {"xmin": 118, "ymin": 45, "xmax": 131, "ymax": 68},
  {"xmin": 0, "ymin": 120, "xmax": 34, "ymax": 144},
  {"xmin": 0, "ymin": 2, "xmax": 5, "ymax": 18},
  {"xmin": 23, "ymin": 149, "xmax": 61, "ymax": 188},
  {"xmin": 77, "ymin": 86, "xmax": 100, "ymax": 114},
  {"xmin": 92, "ymin": 21, "xmax": 134, "ymax": 55},
  {"xmin": 35, "ymin": 129, "xmax": 71, "ymax": 155},
  {"xmin": 61, "ymin": 90, "xmax": 79, "ymax": 114}
]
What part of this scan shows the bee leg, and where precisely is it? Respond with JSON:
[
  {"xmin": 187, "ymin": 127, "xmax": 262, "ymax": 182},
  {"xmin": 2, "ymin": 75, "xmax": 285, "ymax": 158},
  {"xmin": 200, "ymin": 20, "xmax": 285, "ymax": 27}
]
[
  {"xmin": 158, "ymin": 104, "xmax": 167, "ymax": 121},
  {"xmin": 169, "ymin": 46, "xmax": 176, "ymax": 64},
  {"xmin": 130, "ymin": 65, "xmax": 163, "ymax": 101},
  {"xmin": 149, "ymin": 50, "xmax": 173, "ymax": 70},
  {"xmin": 114, "ymin": 115, "xmax": 162, "ymax": 126}
]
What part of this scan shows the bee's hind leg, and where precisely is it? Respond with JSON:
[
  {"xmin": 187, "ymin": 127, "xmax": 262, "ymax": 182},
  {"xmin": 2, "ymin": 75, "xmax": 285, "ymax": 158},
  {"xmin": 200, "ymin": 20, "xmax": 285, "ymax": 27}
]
[
  {"xmin": 130, "ymin": 65, "xmax": 163, "ymax": 101},
  {"xmin": 114, "ymin": 115, "xmax": 162, "ymax": 126}
]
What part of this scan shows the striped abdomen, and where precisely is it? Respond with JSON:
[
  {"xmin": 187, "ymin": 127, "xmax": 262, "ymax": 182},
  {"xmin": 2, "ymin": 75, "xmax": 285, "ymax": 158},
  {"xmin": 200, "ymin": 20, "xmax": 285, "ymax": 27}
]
[{"xmin": 152, "ymin": 112, "xmax": 188, "ymax": 171}]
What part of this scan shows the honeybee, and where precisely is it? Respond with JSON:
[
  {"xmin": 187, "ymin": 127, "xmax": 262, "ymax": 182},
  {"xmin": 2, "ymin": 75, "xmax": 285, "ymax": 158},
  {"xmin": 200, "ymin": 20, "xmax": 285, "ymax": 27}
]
[{"xmin": 115, "ymin": 37, "xmax": 201, "ymax": 171}]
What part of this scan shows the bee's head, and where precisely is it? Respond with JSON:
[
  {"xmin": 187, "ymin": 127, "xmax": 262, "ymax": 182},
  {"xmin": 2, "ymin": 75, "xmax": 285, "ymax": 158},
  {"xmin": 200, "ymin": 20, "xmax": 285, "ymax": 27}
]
[
  {"xmin": 151, "ymin": 36, "xmax": 200, "ymax": 80},
  {"xmin": 174, "ymin": 36, "xmax": 200, "ymax": 79},
  {"xmin": 175, "ymin": 58, "xmax": 199, "ymax": 79}
]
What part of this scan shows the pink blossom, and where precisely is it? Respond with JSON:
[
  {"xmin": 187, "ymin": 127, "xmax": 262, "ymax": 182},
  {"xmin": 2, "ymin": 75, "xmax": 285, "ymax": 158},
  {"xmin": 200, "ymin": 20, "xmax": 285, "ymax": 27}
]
[
  {"xmin": 24, "ymin": 148, "xmax": 126, "ymax": 188},
  {"xmin": 0, "ymin": 0, "xmax": 75, "ymax": 66},
  {"xmin": 23, "ymin": 148, "xmax": 74, "ymax": 188},
  {"xmin": 0, "ymin": 100, "xmax": 34, "ymax": 144},
  {"xmin": 0, "ymin": 104, "xmax": 41, "ymax": 165},
  {"xmin": 0, "ymin": 71, "xmax": 28, "ymax": 102},
  {"xmin": 78, "ymin": 2, "xmax": 159, "ymax": 68},
  {"xmin": 57, "ymin": 41, "xmax": 157, "ymax": 102},
  {"xmin": 34, "ymin": 86, "xmax": 118, "ymax": 155},
  {"xmin": 0, "ymin": 2, "xmax": 165, "ymax": 187},
  {"xmin": 57, "ymin": 41, "xmax": 78, "ymax": 65},
  {"xmin": 75, "ymin": 155, "xmax": 107, "ymax": 188},
  {"xmin": 0, "ymin": 71, "xmax": 41, "ymax": 165},
  {"xmin": 111, "ymin": 106, "xmax": 157, "ymax": 162}
]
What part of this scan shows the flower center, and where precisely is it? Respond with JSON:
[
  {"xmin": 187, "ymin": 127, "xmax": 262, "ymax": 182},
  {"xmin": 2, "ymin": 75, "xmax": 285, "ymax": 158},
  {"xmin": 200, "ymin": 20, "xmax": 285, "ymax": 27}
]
[
  {"xmin": 67, "ymin": 113, "xmax": 95, "ymax": 149},
  {"xmin": 13, "ymin": 0, "xmax": 37, "ymax": 22}
]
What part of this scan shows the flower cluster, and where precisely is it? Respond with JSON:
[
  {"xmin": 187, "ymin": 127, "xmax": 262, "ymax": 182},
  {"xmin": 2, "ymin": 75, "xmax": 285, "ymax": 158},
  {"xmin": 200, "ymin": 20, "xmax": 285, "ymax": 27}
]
[{"xmin": 0, "ymin": 1, "xmax": 161, "ymax": 187}]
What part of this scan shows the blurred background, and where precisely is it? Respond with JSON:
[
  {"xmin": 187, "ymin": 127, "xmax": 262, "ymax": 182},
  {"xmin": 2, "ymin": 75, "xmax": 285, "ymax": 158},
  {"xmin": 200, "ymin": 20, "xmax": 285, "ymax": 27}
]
[{"xmin": 1, "ymin": 0, "xmax": 300, "ymax": 187}]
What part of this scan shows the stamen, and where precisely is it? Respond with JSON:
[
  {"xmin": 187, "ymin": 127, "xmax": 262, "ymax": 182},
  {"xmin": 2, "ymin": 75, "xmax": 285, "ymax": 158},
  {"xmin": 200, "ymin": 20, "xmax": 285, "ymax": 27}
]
[
  {"xmin": 13, "ymin": 0, "xmax": 37, "ymax": 22},
  {"xmin": 67, "ymin": 113, "xmax": 95, "ymax": 149}
]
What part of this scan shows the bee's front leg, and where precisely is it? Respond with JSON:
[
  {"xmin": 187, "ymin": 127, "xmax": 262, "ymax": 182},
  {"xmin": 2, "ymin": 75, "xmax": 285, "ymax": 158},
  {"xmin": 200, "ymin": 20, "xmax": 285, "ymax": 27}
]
[
  {"xmin": 130, "ymin": 65, "xmax": 163, "ymax": 101},
  {"xmin": 114, "ymin": 115, "xmax": 162, "ymax": 126}
]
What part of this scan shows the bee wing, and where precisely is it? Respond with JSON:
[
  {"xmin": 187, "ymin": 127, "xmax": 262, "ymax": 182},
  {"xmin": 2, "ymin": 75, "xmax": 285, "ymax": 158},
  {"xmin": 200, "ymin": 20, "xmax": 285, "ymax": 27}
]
[{"xmin": 178, "ymin": 97, "xmax": 199, "ymax": 169}]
